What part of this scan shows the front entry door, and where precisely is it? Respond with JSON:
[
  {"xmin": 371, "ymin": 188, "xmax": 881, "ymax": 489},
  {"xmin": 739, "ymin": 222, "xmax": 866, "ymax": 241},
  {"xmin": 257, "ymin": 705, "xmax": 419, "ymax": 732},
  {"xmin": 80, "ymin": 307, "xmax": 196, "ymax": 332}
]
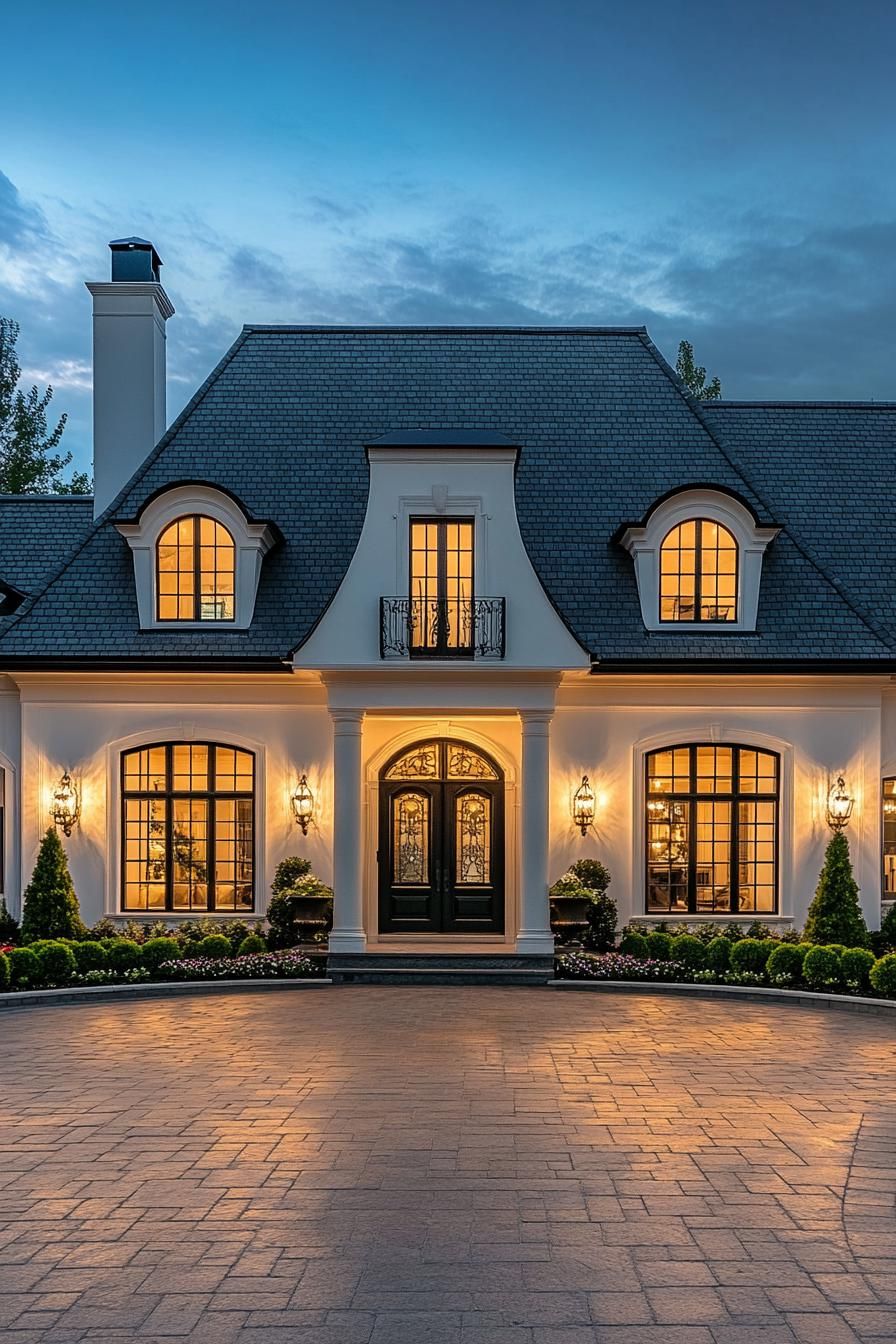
[{"xmin": 378, "ymin": 739, "xmax": 504, "ymax": 934}]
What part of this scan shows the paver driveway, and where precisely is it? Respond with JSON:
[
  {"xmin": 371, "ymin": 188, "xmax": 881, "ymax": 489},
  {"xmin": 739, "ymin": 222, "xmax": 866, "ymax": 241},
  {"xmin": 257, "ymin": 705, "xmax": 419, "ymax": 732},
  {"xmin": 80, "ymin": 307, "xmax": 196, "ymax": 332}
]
[{"xmin": 1, "ymin": 987, "xmax": 896, "ymax": 1343}]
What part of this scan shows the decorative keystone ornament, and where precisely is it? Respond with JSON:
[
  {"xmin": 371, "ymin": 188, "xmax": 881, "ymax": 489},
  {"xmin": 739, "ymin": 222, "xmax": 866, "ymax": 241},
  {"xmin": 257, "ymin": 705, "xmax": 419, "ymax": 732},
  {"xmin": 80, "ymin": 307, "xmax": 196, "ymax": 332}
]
[
  {"xmin": 827, "ymin": 775, "xmax": 854, "ymax": 832},
  {"xmin": 572, "ymin": 774, "xmax": 595, "ymax": 836},
  {"xmin": 51, "ymin": 771, "xmax": 81, "ymax": 837},
  {"xmin": 291, "ymin": 774, "xmax": 314, "ymax": 834}
]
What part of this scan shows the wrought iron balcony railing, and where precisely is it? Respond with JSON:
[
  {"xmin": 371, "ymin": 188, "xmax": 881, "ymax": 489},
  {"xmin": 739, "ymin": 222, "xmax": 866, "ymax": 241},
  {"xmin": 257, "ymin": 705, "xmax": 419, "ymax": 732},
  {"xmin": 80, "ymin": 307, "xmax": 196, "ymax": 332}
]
[{"xmin": 380, "ymin": 596, "xmax": 506, "ymax": 660}]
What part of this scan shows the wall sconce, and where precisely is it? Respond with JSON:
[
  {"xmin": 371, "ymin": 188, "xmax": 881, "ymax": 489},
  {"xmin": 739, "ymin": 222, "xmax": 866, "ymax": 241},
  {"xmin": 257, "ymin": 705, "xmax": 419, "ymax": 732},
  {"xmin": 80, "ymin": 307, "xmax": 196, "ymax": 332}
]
[
  {"xmin": 572, "ymin": 775, "xmax": 595, "ymax": 836},
  {"xmin": 51, "ymin": 771, "xmax": 80, "ymax": 837},
  {"xmin": 827, "ymin": 775, "xmax": 854, "ymax": 832},
  {"xmin": 290, "ymin": 774, "xmax": 314, "ymax": 834}
]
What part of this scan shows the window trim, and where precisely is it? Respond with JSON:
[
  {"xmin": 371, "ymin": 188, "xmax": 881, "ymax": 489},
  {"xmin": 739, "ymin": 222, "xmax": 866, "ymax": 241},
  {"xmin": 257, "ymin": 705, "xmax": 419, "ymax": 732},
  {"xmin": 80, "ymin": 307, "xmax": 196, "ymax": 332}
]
[
  {"xmin": 658, "ymin": 517, "xmax": 739, "ymax": 625},
  {"xmin": 155, "ymin": 514, "xmax": 237, "ymax": 624},
  {"xmin": 618, "ymin": 487, "xmax": 779, "ymax": 633},
  {"xmin": 883, "ymin": 777, "xmax": 896, "ymax": 900},
  {"xmin": 644, "ymin": 742, "xmax": 780, "ymax": 916},
  {"xmin": 120, "ymin": 740, "xmax": 256, "ymax": 914},
  {"xmin": 115, "ymin": 484, "xmax": 277, "ymax": 631}
]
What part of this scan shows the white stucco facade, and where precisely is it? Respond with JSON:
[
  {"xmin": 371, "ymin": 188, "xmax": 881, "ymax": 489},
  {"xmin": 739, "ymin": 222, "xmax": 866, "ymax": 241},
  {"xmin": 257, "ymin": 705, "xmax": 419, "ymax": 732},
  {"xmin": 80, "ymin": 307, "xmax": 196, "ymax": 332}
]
[{"xmin": 0, "ymin": 666, "xmax": 890, "ymax": 940}]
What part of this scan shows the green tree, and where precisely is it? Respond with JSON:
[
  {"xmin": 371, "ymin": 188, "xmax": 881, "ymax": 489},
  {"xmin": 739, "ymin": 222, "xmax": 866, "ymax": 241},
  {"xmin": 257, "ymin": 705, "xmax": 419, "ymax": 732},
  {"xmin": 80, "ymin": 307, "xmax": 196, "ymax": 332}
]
[
  {"xmin": 0, "ymin": 317, "xmax": 91, "ymax": 494},
  {"xmin": 676, "ymin": 339, "xmax": 722, "ymax": 400},
  {"xmin": 803, "ymin": 831, "xmax": 869, "ymax": 948},
  {"xmin": 20, "ymin": 828, "xmax": 86, "ymax": 942}
]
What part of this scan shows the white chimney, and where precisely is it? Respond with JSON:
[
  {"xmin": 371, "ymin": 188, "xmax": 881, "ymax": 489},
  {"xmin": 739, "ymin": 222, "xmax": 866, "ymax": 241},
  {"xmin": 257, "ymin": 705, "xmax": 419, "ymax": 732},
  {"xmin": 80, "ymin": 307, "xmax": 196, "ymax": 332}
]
[{"xmin": 86, "ymin": 237, "xmax": 174, "ymax": 517}]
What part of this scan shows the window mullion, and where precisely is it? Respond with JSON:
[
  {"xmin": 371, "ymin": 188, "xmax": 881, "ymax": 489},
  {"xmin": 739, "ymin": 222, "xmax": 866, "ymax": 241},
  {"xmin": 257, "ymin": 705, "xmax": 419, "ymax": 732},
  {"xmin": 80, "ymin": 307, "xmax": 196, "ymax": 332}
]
[
  {"xmin": 731, "ymin": 748, "xmax": 740, "ymax": 914},
  {"xmin": 687, "ymin": 746, "xmax": 697, "ymax": 914}
]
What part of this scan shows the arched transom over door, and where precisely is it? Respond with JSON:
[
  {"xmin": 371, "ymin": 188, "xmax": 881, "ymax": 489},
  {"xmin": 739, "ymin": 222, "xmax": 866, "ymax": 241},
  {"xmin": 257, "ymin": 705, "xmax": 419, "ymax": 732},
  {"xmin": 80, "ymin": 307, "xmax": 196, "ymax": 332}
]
[{"xmin": 378, "ymin": 740, "xmax": 505, "ymax": 934}]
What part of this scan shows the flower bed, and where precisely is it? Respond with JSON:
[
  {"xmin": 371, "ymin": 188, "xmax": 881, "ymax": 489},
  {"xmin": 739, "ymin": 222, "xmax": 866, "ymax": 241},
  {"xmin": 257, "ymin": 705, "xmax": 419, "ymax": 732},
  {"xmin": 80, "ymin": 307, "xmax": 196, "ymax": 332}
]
[
  {"xmin": 0, "ymin": 940, "xmax": 322, "ymax": 994},
  {"xmin": 556, "ymin": 942, "xmax": 896, "ymax": 1000}
]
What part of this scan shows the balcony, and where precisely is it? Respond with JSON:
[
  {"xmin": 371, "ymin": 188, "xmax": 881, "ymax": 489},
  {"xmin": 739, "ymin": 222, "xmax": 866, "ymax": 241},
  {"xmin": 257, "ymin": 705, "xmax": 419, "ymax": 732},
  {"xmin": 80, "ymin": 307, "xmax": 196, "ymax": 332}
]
[{"xmin": 380, "ymin": 597, "xmax": 506, "ymax": 660}]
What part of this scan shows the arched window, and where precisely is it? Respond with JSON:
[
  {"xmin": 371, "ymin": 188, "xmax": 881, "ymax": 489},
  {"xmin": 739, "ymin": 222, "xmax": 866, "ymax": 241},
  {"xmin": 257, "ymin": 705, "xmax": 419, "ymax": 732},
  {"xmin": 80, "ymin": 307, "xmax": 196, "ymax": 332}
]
[
  {"xmin": 659, "ymin": 519, "xmax": 738, "ymax": 622},
  {"xmin": 156, "ymin": 515, "xmax": 235, "ymax": 621},
  {"xmin": 121, "ymin": 742, "xmax": 254, "ymax": 912},
  {"xmin": 646, "ymin": 744, "xmax": 778, "ymax": 914},
  {"xmin": 883, "ymin": 779, "xmax": 896, "ymax": 897}
]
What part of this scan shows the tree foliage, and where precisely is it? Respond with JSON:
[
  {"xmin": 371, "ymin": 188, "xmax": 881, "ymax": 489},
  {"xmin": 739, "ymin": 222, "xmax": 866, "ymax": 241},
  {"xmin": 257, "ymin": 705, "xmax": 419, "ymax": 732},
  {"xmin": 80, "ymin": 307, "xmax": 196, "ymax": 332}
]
[
  {"xmin": 803, "ymin": 831, "xmax": 869, "ymax": 948},
  {"xmin": 20, "ymin": 828, "xmax": 86, "ymax": 942},
  {"xmin": 0, "ymin": 317, "xmax": 91, "ymax": 494},
  {"xmin": 676, "ymin": 339, "xmax": 722, "ymax": 400}
]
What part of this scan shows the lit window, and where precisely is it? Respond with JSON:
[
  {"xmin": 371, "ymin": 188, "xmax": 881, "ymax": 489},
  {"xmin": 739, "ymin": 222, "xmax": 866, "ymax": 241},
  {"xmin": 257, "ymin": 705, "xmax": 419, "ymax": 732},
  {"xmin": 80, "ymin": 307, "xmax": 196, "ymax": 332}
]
[
  {"xmin": 646, "ymin": 745, "xmax": 778, "ymax": 914},
  {"xmin": 659, "ymin": 519, "xmax": 738, "ymax": 622},
  {"xmin": 121, "ymin": 742, "xmax": 254, "ymax": 912},
  {"xmin": 156, "ymin": 515, "xmax": 235, "ymax": 621},
  {"xmin": 883, "ymin": 779, "xmax": 896, "ymax": 896}
]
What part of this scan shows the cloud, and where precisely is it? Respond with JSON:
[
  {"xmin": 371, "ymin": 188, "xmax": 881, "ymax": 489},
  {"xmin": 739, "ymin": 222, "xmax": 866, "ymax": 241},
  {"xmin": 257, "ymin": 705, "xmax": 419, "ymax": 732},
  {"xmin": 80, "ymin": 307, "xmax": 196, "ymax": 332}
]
[
  {"xmin": 2, "ymin": 167, "xmax": 895, "ymax": 483},
  {"xmin": 0, "ymin": 170, "xmax": 50, "ymax": 251}
]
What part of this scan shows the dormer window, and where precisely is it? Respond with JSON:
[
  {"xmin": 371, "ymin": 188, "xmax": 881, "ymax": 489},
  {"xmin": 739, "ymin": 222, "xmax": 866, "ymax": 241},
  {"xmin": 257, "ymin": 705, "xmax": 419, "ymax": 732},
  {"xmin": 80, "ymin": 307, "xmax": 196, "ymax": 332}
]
[
  {"xmin": 659, "ymin": 519, "xmax": 738, "ymax": 623},
  {"xmin": 618, "ymin": 488, "xmax": 779, "ymax": 634},
  {"xmin": 115, "ymin": 485, "xmax": 277, "ymax": 631},
  {"xmin": 157, "ymin": 516, "xmax": 236, "ymax": 622}
]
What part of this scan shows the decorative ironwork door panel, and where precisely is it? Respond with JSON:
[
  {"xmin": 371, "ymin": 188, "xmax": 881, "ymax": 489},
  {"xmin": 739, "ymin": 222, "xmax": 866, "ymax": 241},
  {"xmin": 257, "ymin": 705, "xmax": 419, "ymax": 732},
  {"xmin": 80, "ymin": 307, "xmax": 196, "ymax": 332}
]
[{"xmin": 379, "ymin": 740, "xmax": 504, "ymax": 933}]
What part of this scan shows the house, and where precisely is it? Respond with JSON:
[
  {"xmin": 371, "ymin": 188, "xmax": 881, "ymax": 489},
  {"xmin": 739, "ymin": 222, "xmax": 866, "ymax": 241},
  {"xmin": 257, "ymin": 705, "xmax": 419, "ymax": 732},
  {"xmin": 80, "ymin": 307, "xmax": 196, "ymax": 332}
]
[{"xmin": 1, "ymin": 237, "xmax": 894, "ymax": 982}]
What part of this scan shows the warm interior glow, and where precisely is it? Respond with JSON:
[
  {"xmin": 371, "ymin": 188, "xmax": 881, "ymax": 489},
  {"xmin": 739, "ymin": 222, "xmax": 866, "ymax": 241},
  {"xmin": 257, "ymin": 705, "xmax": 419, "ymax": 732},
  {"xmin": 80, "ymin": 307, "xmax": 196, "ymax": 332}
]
[
  {"xmin": 157, "ymin": 515, "xmax": 235, "ymax": 621},
  {"xmin": 409, "ymin": 518, "xmax": 474, "ymax": 652},
  {"xmin": 122, "ymin": 742, "xmax": 254, "ymax": 911},
  {"xmin": 660, "ymin": 518, "xmax": 738, "ymax": 622}
]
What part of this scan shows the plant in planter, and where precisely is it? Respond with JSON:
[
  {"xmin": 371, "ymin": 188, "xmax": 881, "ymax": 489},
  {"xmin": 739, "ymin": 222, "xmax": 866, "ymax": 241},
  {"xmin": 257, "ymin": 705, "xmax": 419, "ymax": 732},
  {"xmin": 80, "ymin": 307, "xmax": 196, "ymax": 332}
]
[
  {"xmin": 548, "ymin": 872, "xmax": 593, "ymax": 945},
  {"xmin": 568, "ymin": 859, "xmax": 616, "ymax": 952},
  {"xmin": 21, "ymin": 829, "xmax": 86, "ymax": 943},
  {"xmin": 804, "ymin": 831, "xmax": 869, "ymax": 948},
  {"xmin": 267, "ymin": 857, "xmax": 333, "ymax": 948}
]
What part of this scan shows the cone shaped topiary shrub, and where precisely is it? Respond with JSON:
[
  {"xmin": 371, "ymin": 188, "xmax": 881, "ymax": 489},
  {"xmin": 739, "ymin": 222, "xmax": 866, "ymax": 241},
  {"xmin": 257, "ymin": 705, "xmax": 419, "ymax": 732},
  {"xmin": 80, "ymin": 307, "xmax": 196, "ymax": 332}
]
[
  {"xmin": 0, "ymin": 896, "xmax": 19, "ymax": 944},
  {"xmin": 874, "ymin": 903, "xmax": 896, "ymax": 953},
  {"xmin": 21, "ymin": 829, "xmax": 86, "ymax": 943},
  {"xmin": 804, "ymin": 831, "xmax": 868, "ymax": 948}
]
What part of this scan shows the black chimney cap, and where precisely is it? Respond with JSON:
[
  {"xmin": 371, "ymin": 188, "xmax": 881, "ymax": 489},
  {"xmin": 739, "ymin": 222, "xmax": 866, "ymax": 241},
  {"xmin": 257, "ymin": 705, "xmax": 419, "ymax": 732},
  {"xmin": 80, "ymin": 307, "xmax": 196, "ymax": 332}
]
[{"xmin": 109, "ymin": 237, "xmax": 162, "ymax": 283}]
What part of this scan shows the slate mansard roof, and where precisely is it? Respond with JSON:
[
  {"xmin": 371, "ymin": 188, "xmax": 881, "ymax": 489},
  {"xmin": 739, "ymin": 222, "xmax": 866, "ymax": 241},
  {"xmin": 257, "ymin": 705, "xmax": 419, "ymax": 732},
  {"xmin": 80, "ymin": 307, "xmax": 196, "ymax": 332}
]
[{"xmin": 0, "ymin": 325, "xmax": 894, "ymax": 670}]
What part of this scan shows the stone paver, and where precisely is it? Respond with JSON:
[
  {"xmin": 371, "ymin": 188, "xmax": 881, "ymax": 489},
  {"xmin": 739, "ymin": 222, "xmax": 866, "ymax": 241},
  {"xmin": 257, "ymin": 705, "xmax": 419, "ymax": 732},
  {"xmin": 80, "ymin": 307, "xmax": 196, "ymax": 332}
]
[{"xmin": 1, "ymin": 987, "xmax": 895, "ymax": 1342}]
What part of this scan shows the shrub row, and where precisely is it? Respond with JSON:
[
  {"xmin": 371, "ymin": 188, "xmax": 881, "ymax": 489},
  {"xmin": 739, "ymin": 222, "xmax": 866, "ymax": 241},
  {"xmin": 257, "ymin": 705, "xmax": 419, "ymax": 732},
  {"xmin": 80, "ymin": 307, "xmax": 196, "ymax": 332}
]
[
  {"xmin": 557, "ymin": 939, "xmax": 896, "ymax": 998},
  {"xmin": 0, "ymin": 933, "xmax": 313, "ymax": 992}
]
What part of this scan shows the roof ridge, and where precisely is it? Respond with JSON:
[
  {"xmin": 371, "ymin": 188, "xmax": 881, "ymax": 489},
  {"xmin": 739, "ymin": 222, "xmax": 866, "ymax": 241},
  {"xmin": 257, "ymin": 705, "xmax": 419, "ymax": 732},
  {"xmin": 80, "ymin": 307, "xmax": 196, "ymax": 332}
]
[
  {"xmin": 707, "ymin": 400, "xmax": 896, "ymax": 410},
  {"xmin": 0, "ymin": 494, "xmax": 94, "ymax": 503},
  {"xmin": 636, "ymin": 332, "xmax": 896, "ymax": 655},
  {"xmin": 241, "ymin": 324, "xmax": 650, "ymax": 335}
]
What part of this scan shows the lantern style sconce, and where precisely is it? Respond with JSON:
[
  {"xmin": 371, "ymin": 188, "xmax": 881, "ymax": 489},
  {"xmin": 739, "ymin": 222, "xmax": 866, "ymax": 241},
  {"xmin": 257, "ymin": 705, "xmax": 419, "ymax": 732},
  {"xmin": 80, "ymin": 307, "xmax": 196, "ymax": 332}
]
[
  {"xmin": 290, "ymin": 774, "xmax": 314, "ymax": 834},
  {"xmin": 827, "ymin": 775, "xmax": 854, "ymax": 832},
  {"xmin": 51, "ymin": 771, "xmax": 80, "ymax": 837},
  {"xmin": 572, "ymin": 774, "xmax": 595, "ymax": 836}
]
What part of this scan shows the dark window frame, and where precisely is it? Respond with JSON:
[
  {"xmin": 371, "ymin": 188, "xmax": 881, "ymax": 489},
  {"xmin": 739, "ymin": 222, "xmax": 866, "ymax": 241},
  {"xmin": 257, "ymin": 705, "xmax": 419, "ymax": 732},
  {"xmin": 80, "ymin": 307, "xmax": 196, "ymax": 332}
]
[
  {"xmin": 645, "ymin": 743, "xmax": 779, "ymax": 915},
  {"xmin": 120, "ymin": 741, "xmax": 255, "ymax": 913},
  {"xmin": 408, "ymin": 516, "xmax": 476, "ymax": 658},
  {"xmin": 658, "ymin": 517, "xmax": 739, "ymax": 624},
  {"xmin": 155, "ymin": 514, "xmax": 237, "ymax": 624},
  {"xmin": 883, "ymin": 777, "xmax": 896, "ymax": 898}
]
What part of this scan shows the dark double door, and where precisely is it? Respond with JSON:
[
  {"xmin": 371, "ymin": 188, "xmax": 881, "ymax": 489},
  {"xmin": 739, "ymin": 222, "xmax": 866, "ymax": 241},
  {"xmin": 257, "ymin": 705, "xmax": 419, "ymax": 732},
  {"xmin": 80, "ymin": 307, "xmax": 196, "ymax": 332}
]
[{"xmin": 378, "ymin": 740, "xmax": 504, "ymax": 934}]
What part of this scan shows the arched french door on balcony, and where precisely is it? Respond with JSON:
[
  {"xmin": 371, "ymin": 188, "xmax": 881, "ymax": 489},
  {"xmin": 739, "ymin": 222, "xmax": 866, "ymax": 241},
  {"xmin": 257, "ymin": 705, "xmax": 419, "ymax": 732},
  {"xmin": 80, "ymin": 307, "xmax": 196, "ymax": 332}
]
[{"xmin": 378, "ymin": 739, "xmax": 504, "ymax": 934}]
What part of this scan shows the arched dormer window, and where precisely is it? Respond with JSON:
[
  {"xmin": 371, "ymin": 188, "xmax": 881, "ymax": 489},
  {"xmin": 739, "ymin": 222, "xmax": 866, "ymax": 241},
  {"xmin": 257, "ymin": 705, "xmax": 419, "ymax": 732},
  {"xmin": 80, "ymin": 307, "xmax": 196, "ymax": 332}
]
[
  {"xmin": 659, "ymin": 518, "xmax": 737, "ymax": 623},
  {"xmin": 618, "ymin": 488, "xmax": 779, "ymax": 633},
  {"xmin": 114, "ymin": 485, "xmax": 277, "ymax": 630},
  {"xmin": 157, "ymin": 515, "xmax": 236, "ymax": 622}
]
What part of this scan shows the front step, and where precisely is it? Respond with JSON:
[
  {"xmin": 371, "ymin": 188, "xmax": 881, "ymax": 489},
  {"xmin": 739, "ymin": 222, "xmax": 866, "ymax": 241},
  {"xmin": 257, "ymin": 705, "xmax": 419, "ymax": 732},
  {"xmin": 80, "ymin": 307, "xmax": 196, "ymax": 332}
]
[{"xmin": 326, "ymin": 952, "xmax": 555, "ymax": 986}]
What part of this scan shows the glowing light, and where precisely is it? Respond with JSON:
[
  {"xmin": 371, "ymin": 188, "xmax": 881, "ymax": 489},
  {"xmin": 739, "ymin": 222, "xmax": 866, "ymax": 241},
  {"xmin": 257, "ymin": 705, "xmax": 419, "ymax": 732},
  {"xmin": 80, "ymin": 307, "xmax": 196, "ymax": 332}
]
[
  {"xmin": 291, "ymin": 774, "xmax": 314, "ymax": 834},
  {"xmin": 572, "ymin": 775, "xmax": 595, "ymax": 836}
]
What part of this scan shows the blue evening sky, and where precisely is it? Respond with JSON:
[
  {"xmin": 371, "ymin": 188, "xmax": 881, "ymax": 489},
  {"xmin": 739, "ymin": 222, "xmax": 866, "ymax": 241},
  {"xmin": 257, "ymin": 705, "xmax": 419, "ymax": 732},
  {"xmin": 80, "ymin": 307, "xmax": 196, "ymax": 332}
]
[{"xmin": 2, "ymin": 0, "xmax": 895, "ymax": 474}]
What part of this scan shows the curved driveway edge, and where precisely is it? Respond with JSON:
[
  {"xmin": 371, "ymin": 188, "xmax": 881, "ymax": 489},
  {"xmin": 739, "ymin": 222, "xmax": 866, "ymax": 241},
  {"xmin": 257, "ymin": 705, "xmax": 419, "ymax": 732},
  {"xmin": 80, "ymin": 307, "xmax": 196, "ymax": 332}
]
[
  {"xmin": 549, "ymin": 977, "xmax": 896, "ymax": 1015},
  {"xmin": 0, "ymin": 976, "xmax": 331, "ymax": 1010}
]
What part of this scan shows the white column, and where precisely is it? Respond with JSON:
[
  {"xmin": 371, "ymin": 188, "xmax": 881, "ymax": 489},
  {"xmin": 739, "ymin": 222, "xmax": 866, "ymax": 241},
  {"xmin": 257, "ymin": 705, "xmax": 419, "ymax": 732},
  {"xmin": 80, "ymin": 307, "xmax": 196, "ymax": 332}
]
[
  {"xmin": 516, "ymin": 710, "xmax": 555, "ymax": 956},
  {"xmin": 328, "ymin": 709, "xmax": 366, "ymax": 954}
]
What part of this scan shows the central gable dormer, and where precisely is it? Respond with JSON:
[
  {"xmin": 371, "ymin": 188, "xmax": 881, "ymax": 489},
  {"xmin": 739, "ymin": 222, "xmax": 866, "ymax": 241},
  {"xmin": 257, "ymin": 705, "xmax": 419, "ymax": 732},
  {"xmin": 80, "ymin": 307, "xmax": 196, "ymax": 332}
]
[{"xmin": 294, "ymin": 430, "xmax": 589, "ymax": 670}]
